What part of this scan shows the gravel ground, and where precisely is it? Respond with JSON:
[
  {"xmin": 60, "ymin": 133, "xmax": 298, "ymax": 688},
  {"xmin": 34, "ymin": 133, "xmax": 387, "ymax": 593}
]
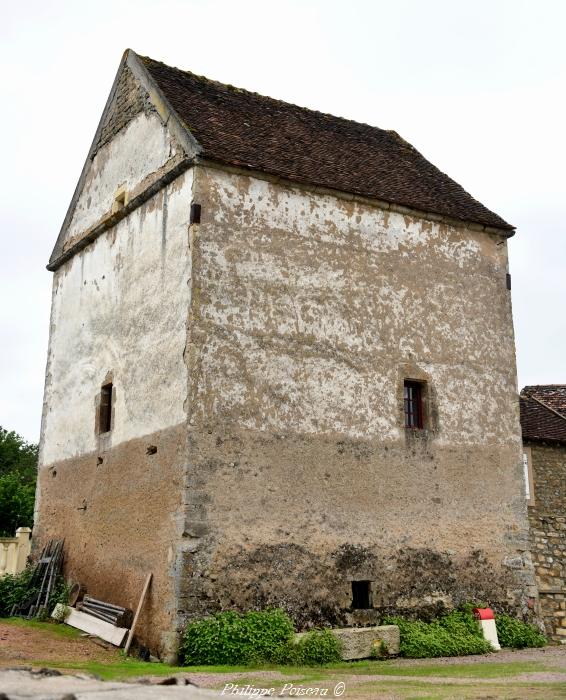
[{"xmin": 381, "ymin": 644, "xmax": 566, "ymax": 668}]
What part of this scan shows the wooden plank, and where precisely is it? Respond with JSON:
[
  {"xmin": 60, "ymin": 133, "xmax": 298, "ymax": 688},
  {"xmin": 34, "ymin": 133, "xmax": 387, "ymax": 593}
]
[
  {"xmin": 52, "ymin": 604, "xmax": 128, "ymax": 646},
  {"xmin": 124, "ymin": 573, "xmax": 152, "ymax": 655}
]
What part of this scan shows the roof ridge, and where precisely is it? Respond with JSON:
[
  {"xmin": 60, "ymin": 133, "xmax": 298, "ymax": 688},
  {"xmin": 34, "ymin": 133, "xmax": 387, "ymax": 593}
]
[{"xmin": 523, "ymin": 384, "xmax": 566, "ymax": 388}]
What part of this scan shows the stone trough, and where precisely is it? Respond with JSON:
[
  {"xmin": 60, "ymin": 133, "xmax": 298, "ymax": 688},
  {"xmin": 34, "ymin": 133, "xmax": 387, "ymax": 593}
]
[{"xmin": 295, "ymin": 624, "xmax": 400, "ymax": 660}]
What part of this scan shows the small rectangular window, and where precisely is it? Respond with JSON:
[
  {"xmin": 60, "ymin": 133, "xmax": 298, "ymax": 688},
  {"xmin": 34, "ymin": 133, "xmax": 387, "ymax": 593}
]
[
  {"xmin": 190, "ymin": 202, "xmax": 201, "ymax": 224},
  {"xmin": 351, "ymin": 580, "xmax": 372, "ymax": 609},
  {"xmin": 404, "ymin": 381, "xmax": 424, "ymax": 429},
  {"xmin": 112, "ymin": 187, "xmax": 128, "ymax": 214},
  {"xmin": 99, "ymin": 383, "xmax": 113, "ymax": 434}
]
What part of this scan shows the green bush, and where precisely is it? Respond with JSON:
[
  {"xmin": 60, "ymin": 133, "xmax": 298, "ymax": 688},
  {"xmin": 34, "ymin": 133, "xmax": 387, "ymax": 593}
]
[
  {"xmin": 278, "ymin": 629, "xmax": 342, "ymax": 665},
  {"xmin": 180, "ymin": 609, "xmax": 294, "ymax": 665},
  {"xmin": 0, "ymin": 567, "xmax": 70, "ymax": 619},
  {"xmin": 383, "ymin": 609, "xmax": 493, "ymax": 658},
  {"xmin": 496, "ymin": 614, "xmax": 546, "ymax": 649},
  {"xmin": 0, "ymin": 567, "xmax": 36, "ymax": 617},
  {"xmin": 50, "ymin": 578, "xmax": 71, "ymax": 610}
]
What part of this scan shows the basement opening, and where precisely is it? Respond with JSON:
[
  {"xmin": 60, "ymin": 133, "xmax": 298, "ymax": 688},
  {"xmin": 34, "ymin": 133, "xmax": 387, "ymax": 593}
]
[{"xmin": 351, "ymin": 580, "xmax": 372, "ymax": 609}]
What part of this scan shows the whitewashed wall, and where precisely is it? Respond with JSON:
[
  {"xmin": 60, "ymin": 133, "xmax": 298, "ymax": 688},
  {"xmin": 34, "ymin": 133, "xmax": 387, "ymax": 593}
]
[
  {"xmin": 41, "ymin": 167, "xmax": 193, "ymax": 465},
  {"xmin": 67, "ymin": 111, "xmax": 182, "ymax": 241},
  {"xmin": 192, "ymin": 167, "xmax": 518, "ymax": 447}
]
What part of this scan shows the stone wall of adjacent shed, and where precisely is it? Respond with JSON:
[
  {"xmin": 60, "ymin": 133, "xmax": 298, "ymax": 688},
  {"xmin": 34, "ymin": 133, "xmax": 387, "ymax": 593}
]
[
  {"xmin": 527, "ymin": 441, "xmax": 566, "ymax": 641},
  {"xmin": 176, "ymin": 165, "xmax": 537, "ymax": 633}
]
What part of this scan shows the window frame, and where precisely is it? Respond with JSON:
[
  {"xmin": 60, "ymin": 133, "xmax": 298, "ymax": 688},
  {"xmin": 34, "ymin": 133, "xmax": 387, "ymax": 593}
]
[
  {"xmin": 98, "ymin": 382, "xmax": 113, "ymax": 435},
  {"xmin": 404, "ymin": 380, "xmax": 424, "ymax": 430},
  {"xmin": 523, "ymin": 446, "xmax": 535, "ymax": 506}
]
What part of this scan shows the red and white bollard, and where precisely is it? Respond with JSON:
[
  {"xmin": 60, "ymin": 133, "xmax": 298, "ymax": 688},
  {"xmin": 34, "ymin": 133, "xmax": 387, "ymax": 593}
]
[{"xmin": 473, "ymin": 608, "xmax": 501, "ymax": 650}]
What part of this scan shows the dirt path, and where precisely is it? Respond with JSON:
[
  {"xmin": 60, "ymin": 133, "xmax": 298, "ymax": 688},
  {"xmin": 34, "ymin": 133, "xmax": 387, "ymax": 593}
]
[{"xmin": 0, "ymin": 620, "xmax": 118, "ymax": 666}]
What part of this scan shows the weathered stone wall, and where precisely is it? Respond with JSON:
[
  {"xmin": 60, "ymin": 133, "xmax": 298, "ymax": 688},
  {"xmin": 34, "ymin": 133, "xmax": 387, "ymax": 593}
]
[
  {"xmin": 527, "ymin": 442, "xmax": 566, "ymax": 513},
  {"xmin": 176, "ymin": 164, "xmax": 536, "ymax": 634},
  {"xmin": 35, "ymin": 424, "xmax": 187, "ymax": 654},
  {"xmin": 527, "ymin": 441, "xmax": 566, "ymax": 641},
  {"xmin": 36, "ymin": 131, "xmax": 194, "ymax": 655},
  {"xmin": 40, "ymin": 167, "xmax": 193, "ymax": 466},
  {"xmin": 65, "ymin": 103, "xmax": 184, "ymax": 250},
  {"xmin": 94, "ymin": 66, "xmax": 150, "ymax": 155}
]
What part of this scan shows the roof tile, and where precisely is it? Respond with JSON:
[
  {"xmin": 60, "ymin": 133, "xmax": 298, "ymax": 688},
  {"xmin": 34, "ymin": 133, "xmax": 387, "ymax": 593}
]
[
  {"xmin": 523, "ymin": 385, "xmax": 566, "ymax": 416},
  {"xmin": 520, "ymin": 386, "xmax": 566, "ymax": 444},
  {"xmin": 140, "ymin": 55, "xmax": 514, "ymax": 232}
]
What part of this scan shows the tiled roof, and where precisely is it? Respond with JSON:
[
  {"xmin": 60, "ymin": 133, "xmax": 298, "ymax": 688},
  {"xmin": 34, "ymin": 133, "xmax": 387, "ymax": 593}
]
[
  {"xmin": 140, "ymin": 55, "xmax": 514, "ymax": 232},
  {"xmin": 523, "ymin": 385, "xmax": 566, "ymax": 416},
  {"xmin": 520, "ymin": 386, "xmax": 566, "ymax": 444}
]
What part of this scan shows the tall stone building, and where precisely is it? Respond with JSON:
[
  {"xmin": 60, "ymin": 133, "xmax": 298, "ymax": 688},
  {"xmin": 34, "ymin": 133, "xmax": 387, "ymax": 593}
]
[
  {"xmin": 521, "ymin": 386, "xmax": 566, "ymax": 641},
  {"xmin": 35, "ymin": 49, "xmax": 537, "ymax": 659}
]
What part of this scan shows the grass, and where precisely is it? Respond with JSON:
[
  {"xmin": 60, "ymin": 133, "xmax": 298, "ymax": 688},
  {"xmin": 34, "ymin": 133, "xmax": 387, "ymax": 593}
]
[
  {"xmin": 4, "ymin": 617, "xmax": 81, "ymax": 639},
  {"xmin": 23, "ymin": 657, "xmax": 566, "ymax": 682},
  {"xmin": 26, "ymin": 658, "xmax": 340, "ymax": 682},
  {"xmin": 29, "ymin": 659, "xmax": 189, "ymax": 681}
]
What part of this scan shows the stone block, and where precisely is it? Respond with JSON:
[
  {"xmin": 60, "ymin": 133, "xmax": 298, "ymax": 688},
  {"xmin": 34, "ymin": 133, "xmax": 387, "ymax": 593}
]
[
  {"xmin": 294, "ymin": 625, "xmax": 400, "ymax": 660},
  {"xmin": 183, "ymin": 521, "xmax": 209, "ymax": 538},
  {"xmin": 503, "ymin": 556, "xmax": 523, "ymax": 569}
]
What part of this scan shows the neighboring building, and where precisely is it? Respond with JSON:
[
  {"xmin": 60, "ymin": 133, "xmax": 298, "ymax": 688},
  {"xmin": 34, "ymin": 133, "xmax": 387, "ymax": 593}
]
[
  {"xmin": 34, "ymin": 49, "xmax": 537, "ymax": 659},
  {"xmin": 521, "ymin": 386, "xmax": 566, "ymax": 642}
]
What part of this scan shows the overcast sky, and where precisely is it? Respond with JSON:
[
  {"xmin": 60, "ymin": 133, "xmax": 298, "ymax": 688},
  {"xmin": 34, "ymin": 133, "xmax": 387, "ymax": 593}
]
[{"xmin": 1, "ymin": 0, "xmax": 564, "ymax": 443}]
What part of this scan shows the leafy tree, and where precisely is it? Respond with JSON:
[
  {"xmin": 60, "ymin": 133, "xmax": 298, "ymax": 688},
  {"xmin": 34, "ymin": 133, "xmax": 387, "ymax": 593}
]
[
  {"xmin": 0, "ymin": 427, "xmax": 38, "ymax": 536},
  {"xmin": 0, "ymin": 427, "xmax": 38, "ymax": 482}
]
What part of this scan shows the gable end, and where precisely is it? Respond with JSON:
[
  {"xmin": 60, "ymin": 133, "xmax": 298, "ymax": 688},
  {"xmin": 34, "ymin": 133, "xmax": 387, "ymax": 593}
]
[{"xmin": 48, "ymin": 50, "xmax": 202, "ymax": 272}]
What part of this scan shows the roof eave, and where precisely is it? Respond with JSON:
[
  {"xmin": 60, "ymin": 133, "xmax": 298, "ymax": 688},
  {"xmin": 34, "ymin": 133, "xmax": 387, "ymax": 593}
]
[
  {"xmin": 197, "ymin": 156, "xmax": 516, "ymax": 237},
  {"xmin": 522, "ymin": 435, "xmax": 566, "ymax": 447}
]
